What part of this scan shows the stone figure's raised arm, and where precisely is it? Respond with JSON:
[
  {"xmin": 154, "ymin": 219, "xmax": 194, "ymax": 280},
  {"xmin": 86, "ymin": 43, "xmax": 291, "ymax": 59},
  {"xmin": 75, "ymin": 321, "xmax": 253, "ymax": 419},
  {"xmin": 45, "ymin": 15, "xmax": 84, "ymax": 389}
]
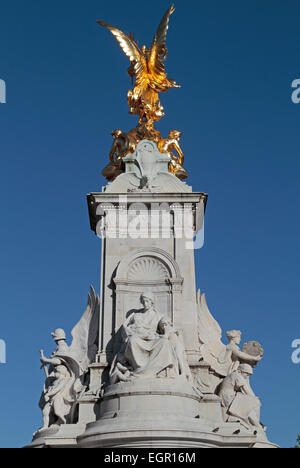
[
  {"xmin": 228, "ymin": 338, "xmax": 264, "ymax": 366},
  {"xmin": 41, "ymin": 356, "xmax": 62, "ymax": 367},
  {"xmin": 230, "ymin": 347, "xmax": 262, "ymax": 363}
]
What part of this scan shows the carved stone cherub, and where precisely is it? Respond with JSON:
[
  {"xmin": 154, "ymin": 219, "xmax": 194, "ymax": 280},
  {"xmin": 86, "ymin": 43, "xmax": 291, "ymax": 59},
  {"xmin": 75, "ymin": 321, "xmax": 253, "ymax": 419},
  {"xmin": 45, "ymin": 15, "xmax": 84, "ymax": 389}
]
[{"xmin": 158, "ymin": 130, "xmax": 188, "ymax": 180}]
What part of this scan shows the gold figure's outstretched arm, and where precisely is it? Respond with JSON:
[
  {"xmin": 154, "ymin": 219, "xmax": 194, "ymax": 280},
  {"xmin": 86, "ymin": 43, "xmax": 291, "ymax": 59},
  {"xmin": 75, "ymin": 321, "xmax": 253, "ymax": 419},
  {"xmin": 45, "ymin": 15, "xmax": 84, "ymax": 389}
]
[{"xmin": 96, "ymin": 20, "xmax": 147, "ymax": 83}]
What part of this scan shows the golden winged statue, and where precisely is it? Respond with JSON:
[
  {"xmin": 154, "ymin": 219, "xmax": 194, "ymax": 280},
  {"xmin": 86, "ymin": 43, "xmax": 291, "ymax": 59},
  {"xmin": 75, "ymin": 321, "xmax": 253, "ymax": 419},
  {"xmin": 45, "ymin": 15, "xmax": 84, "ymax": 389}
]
[
  {"xmin": 97, "ymin": 4, "xmax": 188, "ymax": 182},
  {"xmin": 97, "ymin": 3, "xmax": 180, "ymax": 130}
]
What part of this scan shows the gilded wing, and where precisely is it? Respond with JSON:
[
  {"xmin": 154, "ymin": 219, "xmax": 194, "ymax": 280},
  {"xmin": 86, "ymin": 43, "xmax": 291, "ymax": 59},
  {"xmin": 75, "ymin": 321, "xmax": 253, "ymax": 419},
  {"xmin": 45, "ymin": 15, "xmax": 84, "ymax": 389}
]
[
  {"xmin": 151, "ymin": 3, "xmax": 175, "ymax": 55},
  {"xmin": 197, "ymin": 290, "xmax": 230, "ymax": 377},
  {"xmin": 96, "ymin": 20, "xmax": 147, "ymax": 86},
  {"xmin": 148, "ymin": 4, "xmax": 176, "ymax": 89}
]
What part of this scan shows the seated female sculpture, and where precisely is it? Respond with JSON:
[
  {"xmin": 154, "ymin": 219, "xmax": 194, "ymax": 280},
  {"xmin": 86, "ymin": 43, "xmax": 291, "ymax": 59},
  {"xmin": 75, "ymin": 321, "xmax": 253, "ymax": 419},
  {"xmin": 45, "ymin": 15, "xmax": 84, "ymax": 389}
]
[{"xmin": 110, "ymin": 292, "xmax": 192, "ymax": 383}]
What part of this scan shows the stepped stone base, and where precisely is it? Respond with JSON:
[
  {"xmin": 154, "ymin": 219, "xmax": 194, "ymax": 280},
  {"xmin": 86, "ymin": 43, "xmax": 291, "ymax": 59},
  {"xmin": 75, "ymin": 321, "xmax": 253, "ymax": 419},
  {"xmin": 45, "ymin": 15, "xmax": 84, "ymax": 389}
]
[{"xmin": 28, "ymin": 378, "xmax": 278, "ymax": 449}]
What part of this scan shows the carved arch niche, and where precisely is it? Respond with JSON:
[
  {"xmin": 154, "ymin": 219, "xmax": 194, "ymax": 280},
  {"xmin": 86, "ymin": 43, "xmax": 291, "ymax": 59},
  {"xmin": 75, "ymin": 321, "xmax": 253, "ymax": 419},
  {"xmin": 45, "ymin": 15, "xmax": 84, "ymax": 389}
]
[{"xmin": 113, "ymin": 248, "xmax": 183, "ymax": 332}]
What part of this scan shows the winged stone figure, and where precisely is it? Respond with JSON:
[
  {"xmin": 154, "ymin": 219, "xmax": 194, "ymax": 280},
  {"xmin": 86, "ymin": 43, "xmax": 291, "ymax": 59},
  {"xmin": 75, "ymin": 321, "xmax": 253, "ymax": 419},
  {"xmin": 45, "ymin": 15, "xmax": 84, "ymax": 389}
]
[
  {"xmin": 196, "ymin": 290, "xmax": 263, "ymax": 379},
  {"xmin": 38, "ymin": 286, "xmax": 100, "ymax": 430},
  {"xmin": 97, "ymin": 4, "xmax": 180, "ymax": 128}
]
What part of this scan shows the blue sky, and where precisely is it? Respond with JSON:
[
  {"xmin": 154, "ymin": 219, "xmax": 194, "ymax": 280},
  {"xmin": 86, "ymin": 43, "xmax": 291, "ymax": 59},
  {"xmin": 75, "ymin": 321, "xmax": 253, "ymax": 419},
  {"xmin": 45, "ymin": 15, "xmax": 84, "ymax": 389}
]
[{"xmin": 0, "ymin": 0, "xmax": 299, "ymax": 448}]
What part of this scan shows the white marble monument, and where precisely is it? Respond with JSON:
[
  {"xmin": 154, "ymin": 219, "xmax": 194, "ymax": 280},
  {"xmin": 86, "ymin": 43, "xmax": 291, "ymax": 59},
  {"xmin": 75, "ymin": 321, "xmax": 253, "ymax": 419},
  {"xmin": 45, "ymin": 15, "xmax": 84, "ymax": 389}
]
[
  {"xmin": 27, "ymin": 4, "xmax": 278, "ymax": 449},
  {"xmin": 28, "ymin": 141, "xmax": 278, "ymax": 448}
]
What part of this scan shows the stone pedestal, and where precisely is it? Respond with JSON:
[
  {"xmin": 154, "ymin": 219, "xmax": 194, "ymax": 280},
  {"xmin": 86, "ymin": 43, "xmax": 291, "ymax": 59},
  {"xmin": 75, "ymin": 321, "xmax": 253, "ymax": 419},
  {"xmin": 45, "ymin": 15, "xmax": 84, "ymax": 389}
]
[
  {"xmin": 77, "ymin": 378, "xmax": 275, "ymax": 449},
  {"xmin": 88, "ymin": 190, "xmax": 206, "ymax": 367}
]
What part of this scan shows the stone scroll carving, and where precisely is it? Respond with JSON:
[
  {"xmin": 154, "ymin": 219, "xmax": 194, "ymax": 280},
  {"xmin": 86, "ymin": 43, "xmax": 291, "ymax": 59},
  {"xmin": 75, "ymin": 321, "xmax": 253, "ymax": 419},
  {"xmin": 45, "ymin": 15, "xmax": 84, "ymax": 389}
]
[
  {"xmin": 38, "ymin": 287, "xmax": 100, "ymax": 431},
  {"xmin": 109, "ymin": 291, "xmax": 192, "ymax": 384}
]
